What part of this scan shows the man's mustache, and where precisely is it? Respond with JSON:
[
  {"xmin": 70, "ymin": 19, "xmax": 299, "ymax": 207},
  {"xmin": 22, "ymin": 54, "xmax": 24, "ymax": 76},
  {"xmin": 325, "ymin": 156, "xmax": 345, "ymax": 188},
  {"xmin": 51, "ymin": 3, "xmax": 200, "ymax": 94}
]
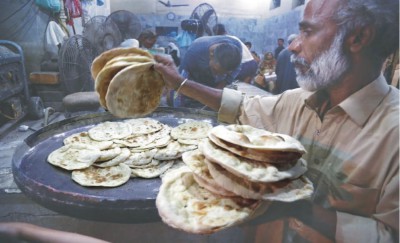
[{"xmin": 291, "ymin": 55, "xmax": 310, "ymax": 69}]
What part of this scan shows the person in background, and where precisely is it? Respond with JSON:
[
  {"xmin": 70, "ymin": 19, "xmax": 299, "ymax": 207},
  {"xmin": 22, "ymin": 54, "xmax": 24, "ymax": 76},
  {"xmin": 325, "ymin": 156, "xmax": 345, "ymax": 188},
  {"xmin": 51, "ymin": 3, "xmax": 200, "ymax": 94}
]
[
  {"xmin": 166, "ymin": 42, "xmax": 180, "ymax": 67},
  {"xmin": 213, "ymin": 24, "xmax": 258, "ymax": 84},
  {"xmin": 212, "ymin": 23, "xmax": 227, "ymax": 35},
  {"xmin": 274, "ymin": 34, "xmax": 299, "ymax": 94},
  {"xmin": 274, "ymin": 38, "xmax": 285, "ymax": 59},
  {"xmin": 119, "ymin": 38, "xmax": 139, "ymax": 48},
  {"xmin": 254, "ymin": 52, "xmax": 276, "ymax": 91},
  {"xmin": 153, "ymin": 0, "xmax": 399, "ymax": 241},
  {"xmin": 170, "ymin": 35, "xmax": 242, "ymax": 108},
  {"xmin": 244, "ymin": 41, "xmax": 252, "ymax": 50},
  {"xmin": 137, "ymin": 30, "xmax": 158, "ymax": 49},
  {"xmin": 251, "ymin": 50, "xmax": 261, "ymax": 65}
]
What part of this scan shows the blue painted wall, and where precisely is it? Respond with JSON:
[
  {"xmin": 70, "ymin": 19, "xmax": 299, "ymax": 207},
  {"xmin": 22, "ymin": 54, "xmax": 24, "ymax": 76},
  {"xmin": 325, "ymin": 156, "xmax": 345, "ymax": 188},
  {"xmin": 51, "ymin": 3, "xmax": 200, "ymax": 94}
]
[{"xmin": 138, "ymin": 9, "xmax": 303, "ymax": 61}]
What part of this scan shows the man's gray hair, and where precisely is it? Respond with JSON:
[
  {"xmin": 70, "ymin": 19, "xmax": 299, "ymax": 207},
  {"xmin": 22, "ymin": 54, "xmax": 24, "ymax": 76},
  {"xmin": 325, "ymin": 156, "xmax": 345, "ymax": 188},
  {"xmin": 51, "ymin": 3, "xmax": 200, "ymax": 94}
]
[
  {"xmin": 287, "ymin": 34, "xmax": 298, "ymax": 45},
  {"xmin": 333, "ymin": 0, "xmax": 399, "ymax": 63}
]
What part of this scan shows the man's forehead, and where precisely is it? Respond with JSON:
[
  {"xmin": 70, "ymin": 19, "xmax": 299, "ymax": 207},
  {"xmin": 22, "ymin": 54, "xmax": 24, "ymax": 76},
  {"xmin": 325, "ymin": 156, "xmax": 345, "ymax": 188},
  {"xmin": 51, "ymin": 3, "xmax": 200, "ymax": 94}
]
[{"xmin": 303, "ymin": 0, "xmax": 341, "ymax": 23}]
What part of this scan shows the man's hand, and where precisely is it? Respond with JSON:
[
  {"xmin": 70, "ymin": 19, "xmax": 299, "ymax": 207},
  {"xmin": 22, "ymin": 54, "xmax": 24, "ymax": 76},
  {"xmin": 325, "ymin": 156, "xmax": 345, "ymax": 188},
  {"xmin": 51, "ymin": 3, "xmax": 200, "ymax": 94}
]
[
  {"xmin": 247, "ymin": 200, "xmax": 337, "ymax": 240},
  {"xmin": 153, "ymin": 54, "xmax": 185, "ymax": 90}
]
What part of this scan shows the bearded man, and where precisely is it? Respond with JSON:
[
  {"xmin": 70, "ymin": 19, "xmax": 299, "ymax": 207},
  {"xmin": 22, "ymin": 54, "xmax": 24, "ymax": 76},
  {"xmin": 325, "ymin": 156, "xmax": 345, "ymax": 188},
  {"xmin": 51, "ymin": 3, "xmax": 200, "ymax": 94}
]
[{"xmin": 154, "ymin": 0, "xmax": 399, "ymax": 241}]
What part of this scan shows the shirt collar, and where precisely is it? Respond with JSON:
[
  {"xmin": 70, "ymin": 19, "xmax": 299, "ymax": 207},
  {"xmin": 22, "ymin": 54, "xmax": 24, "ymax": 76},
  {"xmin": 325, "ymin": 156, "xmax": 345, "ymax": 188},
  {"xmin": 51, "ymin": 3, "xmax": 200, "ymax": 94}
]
[
  {"xmin": 304, "ymin": 75, "xmax": 390, "ymax": 126},
  {"xmin": 339, "ymin": 75, "xmax": 390, "ymax": 126}
]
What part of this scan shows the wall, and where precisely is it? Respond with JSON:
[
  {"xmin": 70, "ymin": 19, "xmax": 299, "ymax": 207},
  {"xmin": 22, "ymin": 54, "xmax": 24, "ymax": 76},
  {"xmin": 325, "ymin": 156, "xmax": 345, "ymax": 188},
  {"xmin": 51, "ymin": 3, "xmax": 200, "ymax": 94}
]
[
  {"xmin": 110, "ymin": 0, "xmax": 307, "ymax": 57},
  {"xmin": 0, "ymin": 0, "xmax": 307, "ymax": 77}
]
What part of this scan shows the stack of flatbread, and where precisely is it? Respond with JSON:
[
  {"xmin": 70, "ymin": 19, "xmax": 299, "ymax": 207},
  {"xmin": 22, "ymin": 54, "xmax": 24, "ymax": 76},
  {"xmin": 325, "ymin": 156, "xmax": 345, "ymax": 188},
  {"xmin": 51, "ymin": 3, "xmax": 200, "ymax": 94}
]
[
  {"xmin": 47, "ymin": 118, "xmax": 213, "ymax": 188},
  {"xmin": 91, "ymin": 47, "xmax": 164, "ymax": 118},
  {"xmin": 156, "ymin": 124, "xmax": 314, "ymax": 234}
]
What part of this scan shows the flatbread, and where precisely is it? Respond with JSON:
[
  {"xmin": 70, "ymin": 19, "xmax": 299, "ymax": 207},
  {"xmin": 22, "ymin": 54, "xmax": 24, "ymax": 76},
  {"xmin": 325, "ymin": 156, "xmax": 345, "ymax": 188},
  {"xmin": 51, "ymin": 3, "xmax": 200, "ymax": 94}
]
[
  {"xmin": 154, "ymin": 141, "xmax": 197, "ymax": 160},
  {"xmin": 88, "ymin": 121, "xmax": 132, "ymax": 141},
  {"xmin": 130, "ymin": 160, "xmax": 175, "ymax": 178},
  {"xmin": 97, "ymin": 147, "xmax": 121, "ymax": 161},
  {"xmin": 47, "ymin": 144, "xmax": 101, "ymax": 171},
  {"xmin": 131, "ymin": 135, "xmax": 172, "ymax": 151},
  {"xmin": 205, "ymin": 159, "xmax": 314, "ymax": 202},
  {"xmin": 63, "ymin": 132, "xmax": 113, "ymax": 150},
  {"xmin": 208, "ymin": 133, "xmax": 302, "ymax": 164},
  {"xmin": 95, "ymin": 148, "xmax": 131, "ymax": 167},
  {"xmin": 105, "ymin": 55, "xmax": 153, "ymax": 67},
  {"xmin": 156, "ymin": 166, "xmax": 262, "ymax": 234},
  {"xmin": 199, "ymin": 139, "xmax": 307, "ymax": 183},
  {"xmin": 211, "ymin": 125, "xmax": 306, "ymax": 153},
  {"xmin": 71, "ymin": 163, "xmax": 131, "ymax": 187},
  {"xmin": 182, "ymin": 150, "xmax": 236, "ymax": 197},
  {"xmin": 105, "ymin": 63, "xmax": 164, "ymax": 118},
  {"xmin": 171, "ymin": 121, "xmax": 213, "ymax": 140},
  {"xmin": 113, "ymin": 132, "xmax": 158, "ymax": 148},
  {"xmin": 177, "ymin": 138, "xmax": 204, "ymax": 145},
  {"xmin": 123, "ymin": 148, "xmax": 158, "ymax": 167},
  {"xmin": 95, "ymin": 60, "xmax": 144, "ymax": 109},
  {"xmin": 124, "ymin": 118, "xmax": 163, "ymax": 135},
  {"xmin": 91, "ymin": 47, "xmax": 153, "ymax": 80}
]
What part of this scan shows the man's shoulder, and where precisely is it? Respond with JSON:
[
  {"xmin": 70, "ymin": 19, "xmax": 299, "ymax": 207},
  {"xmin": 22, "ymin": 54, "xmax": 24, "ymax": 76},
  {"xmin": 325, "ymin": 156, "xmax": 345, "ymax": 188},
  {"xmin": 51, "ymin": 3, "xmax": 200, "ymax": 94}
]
[{"xmin": 279, "ymin": 88, "xmax": 311, "ymax": 101}]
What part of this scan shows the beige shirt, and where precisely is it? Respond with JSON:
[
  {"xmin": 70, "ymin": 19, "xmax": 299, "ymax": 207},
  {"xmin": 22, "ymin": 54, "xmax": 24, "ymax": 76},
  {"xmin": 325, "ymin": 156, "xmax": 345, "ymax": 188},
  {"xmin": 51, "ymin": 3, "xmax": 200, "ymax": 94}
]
[{"xmin": 218, "ymin": 75, "xmax": 399, "ymax": 242}]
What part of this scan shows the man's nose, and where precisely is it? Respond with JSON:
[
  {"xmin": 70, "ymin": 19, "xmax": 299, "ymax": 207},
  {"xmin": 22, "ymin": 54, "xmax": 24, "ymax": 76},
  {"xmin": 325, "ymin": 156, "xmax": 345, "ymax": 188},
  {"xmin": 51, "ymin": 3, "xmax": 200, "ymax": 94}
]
[{"xmin": 288, "ymin": 37, "xmax": 301, "ymax": 54}]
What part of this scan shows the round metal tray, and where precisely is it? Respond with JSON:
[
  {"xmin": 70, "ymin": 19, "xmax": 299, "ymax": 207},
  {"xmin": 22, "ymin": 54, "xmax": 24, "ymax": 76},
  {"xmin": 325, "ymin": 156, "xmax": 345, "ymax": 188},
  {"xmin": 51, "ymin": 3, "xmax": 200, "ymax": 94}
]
[{"xmin": 12, "ymin": 107, "xmax": 219, "ymax": 223}]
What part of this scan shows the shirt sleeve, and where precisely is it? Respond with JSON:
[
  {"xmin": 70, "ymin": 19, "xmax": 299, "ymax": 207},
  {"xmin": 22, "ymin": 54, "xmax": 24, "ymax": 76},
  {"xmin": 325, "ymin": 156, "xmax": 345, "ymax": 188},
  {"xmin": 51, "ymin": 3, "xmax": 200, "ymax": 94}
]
[
  {"xmin": 336, "ymin": 173, "xmax": 399, "ymax": 243},
  {"xmin": 336, "ymin": 212, "xmax": 397, "ymax": 243},
  {"xmin": 218, "ymin": 88, "xmax": 243, "ymax": 124}
]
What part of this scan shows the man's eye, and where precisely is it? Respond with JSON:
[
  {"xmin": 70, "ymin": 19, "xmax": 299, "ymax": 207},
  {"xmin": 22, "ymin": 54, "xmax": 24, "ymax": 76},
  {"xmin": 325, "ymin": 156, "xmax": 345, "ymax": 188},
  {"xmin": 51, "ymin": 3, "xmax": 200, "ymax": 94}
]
[{"xmin": 300, "ymin": 29, "xmax": 312, "ymax": 36}]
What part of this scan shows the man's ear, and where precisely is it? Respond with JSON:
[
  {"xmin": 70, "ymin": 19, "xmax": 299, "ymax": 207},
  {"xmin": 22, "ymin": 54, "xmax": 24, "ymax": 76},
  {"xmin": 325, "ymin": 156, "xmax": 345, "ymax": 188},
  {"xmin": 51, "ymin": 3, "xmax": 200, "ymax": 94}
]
[{"xmin": 346, "ymin": 25, "xmax": 376, "ymax": 53}]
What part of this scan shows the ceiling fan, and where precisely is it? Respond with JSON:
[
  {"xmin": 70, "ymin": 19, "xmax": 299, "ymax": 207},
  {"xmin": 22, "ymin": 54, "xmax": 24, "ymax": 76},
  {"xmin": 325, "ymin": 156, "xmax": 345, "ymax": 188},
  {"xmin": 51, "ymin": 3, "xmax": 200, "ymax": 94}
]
[{"xmin": 158, "ymin": 0, "xmax": 189, "ymax": 7}]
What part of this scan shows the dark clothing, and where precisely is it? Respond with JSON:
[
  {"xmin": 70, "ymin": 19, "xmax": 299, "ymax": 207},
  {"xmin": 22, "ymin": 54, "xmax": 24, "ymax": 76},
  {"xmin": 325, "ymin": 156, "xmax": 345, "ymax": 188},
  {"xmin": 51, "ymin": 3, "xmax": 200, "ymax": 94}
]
[
  {"xmin": 274, "ymin": 45, "xmax": 285, "ymax": 59},
  {"xmin": 176, "ymin": 36, "xmax": 242, "ymax": 108},
  {"xmin": 179, "ymin": 36, "xmax": 242, "ymax": 87},
  {"xmin": 170, "ymin": 50, "xmax": 180, "ymax": 66},
  {"xmin": 275, "ymin": 48, "xmax": 298, "ymax": 94},
  {"xmin": 235, "ymin": 59, "xmax": 258, "ymax": 81}
]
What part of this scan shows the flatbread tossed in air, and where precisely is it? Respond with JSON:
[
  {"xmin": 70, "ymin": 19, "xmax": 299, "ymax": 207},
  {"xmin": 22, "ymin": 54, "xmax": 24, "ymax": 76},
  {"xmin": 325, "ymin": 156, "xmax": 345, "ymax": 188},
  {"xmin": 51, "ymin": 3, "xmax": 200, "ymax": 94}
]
[
  {"xmin": 71, "ymin": 163, "xmax": 131, "ymax": 187},
  {"xmin": 205, "ymin": 159, "xmax": 314, "ymax": 202},
  {"xmin": 96, "ymin": 59, "xmax": 153, "ymax": 108},
  {"xmin": 106, "ymin": 62, "xmax": 164, "ymax": 118},
  {"xmin": 47, "ymin": 144, "xmax": 101, "ymax": 170},
  {"xmin": 63, "ymin": 132, "xmax": 113, "ymax": 150},
  {"xmin": 88, "ymin": 121, "xmax": 132, "ymax": 141},
  {"xmin": 199, "ymin": 139, "xmax": 307, "ymax": 183},
  {"xmin": 171, "ymin": 121, "xmax": 213, "ymax": 140},
  {"xmin": 104, "ymin": 55, "xmax": 153, "ymax": 68},
  {"xmin": 156, "ymin": 166, "xmax": 263, "ymax": 234},
  {"xmin": 91, "ymin": 47, "xmax": 153, "ymax": 80}
]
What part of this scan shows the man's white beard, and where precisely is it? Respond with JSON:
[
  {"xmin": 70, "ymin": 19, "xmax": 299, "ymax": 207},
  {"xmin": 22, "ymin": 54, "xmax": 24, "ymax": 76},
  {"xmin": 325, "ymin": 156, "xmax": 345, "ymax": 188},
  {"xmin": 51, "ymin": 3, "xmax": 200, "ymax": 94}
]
[{"xmin": 291, "ymin": 32, "xmax": 350, "ymax": 91}]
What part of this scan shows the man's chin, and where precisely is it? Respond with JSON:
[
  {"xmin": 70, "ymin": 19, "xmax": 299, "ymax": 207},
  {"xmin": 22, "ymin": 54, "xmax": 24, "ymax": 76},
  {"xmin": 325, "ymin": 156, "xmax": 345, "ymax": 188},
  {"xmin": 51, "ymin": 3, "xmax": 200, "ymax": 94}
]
[{"xmin": 297, "ymin": 77, "xmax": 319, "ymax": 92}]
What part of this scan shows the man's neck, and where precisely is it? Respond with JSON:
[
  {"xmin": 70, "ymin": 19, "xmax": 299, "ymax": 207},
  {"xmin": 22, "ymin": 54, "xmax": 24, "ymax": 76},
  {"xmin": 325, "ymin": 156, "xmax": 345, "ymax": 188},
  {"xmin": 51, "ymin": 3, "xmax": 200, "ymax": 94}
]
[{"xmin": 325, "ymin": 63, "xmax": 381, "ymax": 108}]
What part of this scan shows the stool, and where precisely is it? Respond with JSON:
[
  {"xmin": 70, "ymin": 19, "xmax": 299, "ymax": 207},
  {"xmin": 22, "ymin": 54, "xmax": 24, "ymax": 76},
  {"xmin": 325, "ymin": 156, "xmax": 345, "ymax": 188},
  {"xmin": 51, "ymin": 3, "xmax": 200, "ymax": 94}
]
[
  {"xmin": 62, "ymin": 92, "xmax": 102, "ymax": 117},
  {"xmin": 30, "ymin": 71, "xmax": 65, "ymax": 111},
  {"xmin": 29, "ymin": 72, "xmax": 59, "ymax": 85}
]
